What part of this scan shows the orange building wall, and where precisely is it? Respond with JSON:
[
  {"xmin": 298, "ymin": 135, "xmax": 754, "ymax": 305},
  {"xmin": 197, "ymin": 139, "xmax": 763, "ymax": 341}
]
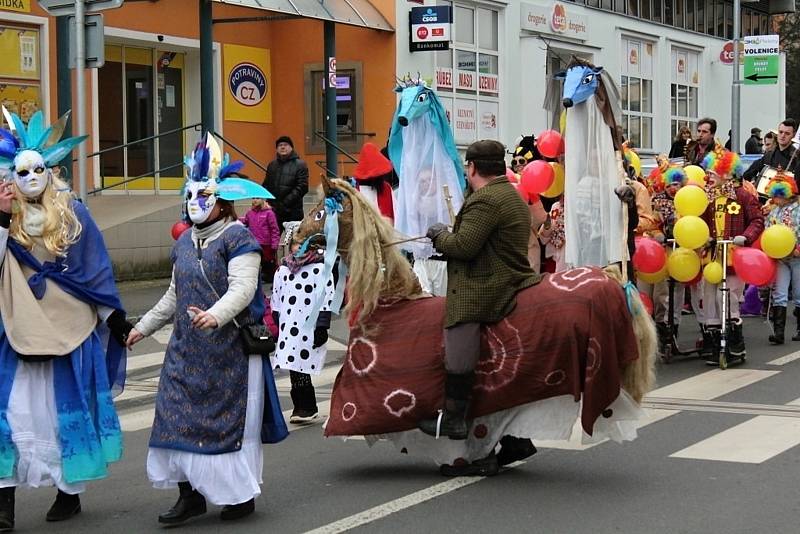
[{"xmin": 12, "ymin": 0, "xmax": 397, "ymax": 192}]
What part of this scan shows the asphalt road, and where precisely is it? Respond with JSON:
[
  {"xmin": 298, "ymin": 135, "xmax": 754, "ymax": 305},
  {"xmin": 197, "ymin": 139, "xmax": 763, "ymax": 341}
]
[{"xmin": 13, "ymin": 281, "xmax": 800, "ymax": 533}]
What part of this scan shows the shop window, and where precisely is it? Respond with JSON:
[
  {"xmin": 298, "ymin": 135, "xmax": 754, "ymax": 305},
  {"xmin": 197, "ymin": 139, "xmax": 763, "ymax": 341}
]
[
  {"xmin": 695, "ymin": 0, "xmax": 704, "ymax": 32},
  {"xmin": 664, "ymin": 0, "xmax": 673, "ymax": 25},
  {"xmin": 715, "ymin": 0, "xmax": 725, "ymax": 38},
  {"xmin": 673, "ymin": 0, "xmax": 685, "ymax": 28},
  {"xmin": 614, "ymin": 0, "xmax": 626, "ymax": 14},
  {"xmin": 303, "ymin": 62, "xmax": 363, "ymax": 154},
  {"xmin": 0, "ymin": 24, "xmax": 42, "ymax": 130},
  {"xmin": 640, "ymin": 0, "xmax": 651, "ymax": 20},
  {"xmin": 434, "ymin": 2, "xmax": 500, "ymax": 147},
  {"xmin": 670, "ymin": 47, "xmax": 700, "ymax": 144},
  {"xmin": 602, "ymin": 0, "xmax": 613, "ymax": 10},
  {"xmin": 686, "ymin": 0, "xmax": 694, "ymax": 30},
  {"xmin": 724, "ymin": 2, "xmax": 733, "ymax": 39},
  {"xmin": 620, "ymin": 37, "xmax": 654, "ymax": 151},
  {"xmin": 652, "ymin": 0, "xmax": 663, "ymax": 22}
]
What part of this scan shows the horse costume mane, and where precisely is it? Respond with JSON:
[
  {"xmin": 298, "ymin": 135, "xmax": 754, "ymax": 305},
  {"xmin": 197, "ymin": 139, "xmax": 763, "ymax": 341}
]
[{"xmin": 388, "ymin": 76, "xmax": 465, "ymax": 258}]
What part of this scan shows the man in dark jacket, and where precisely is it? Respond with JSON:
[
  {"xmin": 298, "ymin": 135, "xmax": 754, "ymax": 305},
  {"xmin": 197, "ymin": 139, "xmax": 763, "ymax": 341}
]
[
  {"xmin": 744, "ymin": 127, "xmax": 763, "ymax": 155},
  {"xmin": 263, "ymin": 136, "xmax": 309, "ymax": 226},
  {"xmin": 742, "ymin": 119, "xmax": 798, "ymax": 182},
  {"xmin": 418, "ymin": 140, "xmax": 540, "ymax": 468},
  {"xmin": 685, "ymin": 117, "xmax": 723, "ymax": 165}
]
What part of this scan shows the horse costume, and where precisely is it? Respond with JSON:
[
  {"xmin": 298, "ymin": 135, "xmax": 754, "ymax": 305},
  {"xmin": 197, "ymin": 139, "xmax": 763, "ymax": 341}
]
[
  {"xmin": 557, "ymin": 59, "xmax": 630, "ymax": 271},
  {"xmin": 388, "ymin": 77, "xmax": 465, "ymax": 295},
  {"xmin": 292, "ymin": 177, "xmax": 656, "ymax": 473}
]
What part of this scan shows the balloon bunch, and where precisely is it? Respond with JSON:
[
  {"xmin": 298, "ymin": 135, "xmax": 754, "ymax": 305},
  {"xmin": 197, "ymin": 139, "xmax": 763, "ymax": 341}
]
[{"xmin": 509, "ymin": 129, "xmax": 566, "ymax": 201}]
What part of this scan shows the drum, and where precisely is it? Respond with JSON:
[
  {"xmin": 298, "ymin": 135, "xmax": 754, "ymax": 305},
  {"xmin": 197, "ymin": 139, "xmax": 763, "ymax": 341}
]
[{"xmin": 756, "ymin": 166, "xmax": 794, "ymax": 197}]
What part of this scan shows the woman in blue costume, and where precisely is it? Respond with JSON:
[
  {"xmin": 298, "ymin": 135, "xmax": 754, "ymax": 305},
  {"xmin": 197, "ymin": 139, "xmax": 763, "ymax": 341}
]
[
  {"xmin": 127, "ymin": 134, "xmax": 288, "ymax": 525},
  {"xmin": 0, "ymin": 109, "xmax": 131, "ymax": 531}
]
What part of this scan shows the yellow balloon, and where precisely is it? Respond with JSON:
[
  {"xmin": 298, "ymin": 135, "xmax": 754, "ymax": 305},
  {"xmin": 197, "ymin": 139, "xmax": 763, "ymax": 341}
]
[
  {"xmin": 762, "ymin": 224, "xmax": 797, "ymax": 259},
  {"xmin": 703, "ymin": 262, "xmax": 723, "ymax": 284},
  {"xmin": 542, "ymin": 163, "xmax": 565, "ymax": 198},
  {"xmin": 637, "ymin": 265, "xmax": 668, "ymax": 284},
  {"xmin": 673, "ymin": 215, "xmax": 710, "ymax": 250},
  {"xmin": 667, "ymin": 247, "xmax": 702, "ymax": 282},
  {"xmin": 626, "ymin": 150, "xmax": 641, "ymax": 177},
  {"xmin": 559, "ymin": 110, "xmax": 567, "ymax": 134},
  {"xmin": 684, "ymin": 165, "xmax": 706, "ymax": 187},
  {"xmin": 674, "ymin": 185, "xmax": 709, "ymax": 217}
]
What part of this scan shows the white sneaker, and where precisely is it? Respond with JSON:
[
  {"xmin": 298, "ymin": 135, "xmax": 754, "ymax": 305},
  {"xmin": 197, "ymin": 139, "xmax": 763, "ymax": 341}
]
[{"xmin": 289, "ymin": 410, "xmax": 319, "ymax": 425}]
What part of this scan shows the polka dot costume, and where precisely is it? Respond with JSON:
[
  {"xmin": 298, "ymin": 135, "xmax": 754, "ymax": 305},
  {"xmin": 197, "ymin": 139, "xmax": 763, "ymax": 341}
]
[{"xmin": 270, "ymin": 263, "xmax": 338, "ymax": 375}]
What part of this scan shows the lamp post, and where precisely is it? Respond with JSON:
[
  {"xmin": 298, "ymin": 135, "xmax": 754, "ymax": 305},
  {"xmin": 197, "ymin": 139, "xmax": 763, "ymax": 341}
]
[{"xmin": 731, "ymin": 0, "xmax": 741, "ymax": 154}]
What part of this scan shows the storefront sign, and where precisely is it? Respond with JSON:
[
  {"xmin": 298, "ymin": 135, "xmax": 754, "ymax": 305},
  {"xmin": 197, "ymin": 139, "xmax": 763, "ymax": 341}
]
[
  {"xmin": 223, "ymin": 44, "xmax": 272, "ymax": 124},
  {"xmin": 719, "ymin": 40, "xmax": 745, "ymax": 65},
  {"xmin": 456, "ymin": 69, "xmax": 476, "ymax": 91},
  {"xmin": 454, "ymin": 99, "xmax": 477, "ymax": 144},
  {"xmin": 435, "ymin": 67, "xmax": 453, "ymax": 90},
  {"xmin": 409, "ymin": 6, "xmax": 451, "ymax": 52},
  {"xmin": 743, "ymin": 34, "xmax": 779, "ymax": 85},
  {"xmin": 478, "ymin": 101, "xmax": 498, "ymax": 140},
  {"xmin": 478, "ymin": 73, "xmax": 498, "ymax": 94},
  {"xmin": 0, "ymin": 0, "xmax": 30, "ymax": 13},
  {"xmin": 520, "ymin": 2, "xmax": 587, "ymax": 38}
]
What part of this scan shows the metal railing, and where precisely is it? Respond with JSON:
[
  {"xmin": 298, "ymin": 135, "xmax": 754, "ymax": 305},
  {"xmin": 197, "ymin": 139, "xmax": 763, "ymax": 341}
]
[{"xmin": 313, "ymin": 131, "xmax": 362, "ymax": 177}]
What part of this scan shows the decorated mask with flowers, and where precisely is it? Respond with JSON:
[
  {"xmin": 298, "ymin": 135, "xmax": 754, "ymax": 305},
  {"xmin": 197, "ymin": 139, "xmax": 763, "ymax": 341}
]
[
  {"xmin": 0, "ymin": 108, "xmax": 86, "ymax": 200},
  {"xmin": 182, "ymin": 133, "xmax": 274, "ymax": 225}
]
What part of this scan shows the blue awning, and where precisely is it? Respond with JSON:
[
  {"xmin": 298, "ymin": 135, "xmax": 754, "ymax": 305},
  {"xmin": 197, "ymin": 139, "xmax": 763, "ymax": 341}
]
[{"xmin": 215, "ymin": 0, "xmax": 394, "ymax": 32}]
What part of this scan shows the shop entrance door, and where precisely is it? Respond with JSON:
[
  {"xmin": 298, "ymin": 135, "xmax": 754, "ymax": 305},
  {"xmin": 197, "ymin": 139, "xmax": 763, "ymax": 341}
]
[{"xmin": 98, "ymin": 46, "xmax": 185, "ymax": 192}]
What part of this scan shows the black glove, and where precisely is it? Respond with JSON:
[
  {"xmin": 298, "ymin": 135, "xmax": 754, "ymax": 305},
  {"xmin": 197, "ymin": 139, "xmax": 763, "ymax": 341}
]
[
  {"xmin": 312, "ymin": 327, "xmax": 329, "ymax": 349},
  {"xmin": 106, "ymin": 309, "xmax": 133, "ymax": 346},
  {"xmin": 426, "ymin": 223, "xmax": 448, "ymax": 241}
]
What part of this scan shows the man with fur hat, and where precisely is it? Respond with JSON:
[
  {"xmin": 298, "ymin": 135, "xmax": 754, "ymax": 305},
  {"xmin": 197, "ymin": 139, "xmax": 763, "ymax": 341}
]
[
  {"xmin": 419, "ymin": 140, "xmax": 540, "ymax": 474},
  {"xmin": 263, "ymin": 135, "xmax": 309, "ymax": 229}
]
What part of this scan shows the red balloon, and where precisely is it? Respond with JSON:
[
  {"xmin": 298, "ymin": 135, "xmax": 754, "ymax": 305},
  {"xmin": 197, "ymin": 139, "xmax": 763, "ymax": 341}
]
[
  {"xmin": 511, "ymin": 182, "xmax": 529, "ymax": 202},
  {"xmin": 732, "ymin": 247, "xmax": 776, "ymax": 286},
  {"xmin": 537, "ymin": 130, "xmax": 564, "ymax": 158},
  {"xmin": 520, "ymin": 160, "xmax": 555, "ymax": 194},
  {"xmin": 632, "ymin": 237, "xmax": 667, "ymax": 274},
  {"xmin": 171, "ymin": 221, "xmax": 191, "ymax": 240},
  {"xmin": 505, "ymin": 167, "xmax": 517, "ymax": 182},
  {"xmin": 639, "ymin": 291, "xmax": 654, "ymax": 316}
]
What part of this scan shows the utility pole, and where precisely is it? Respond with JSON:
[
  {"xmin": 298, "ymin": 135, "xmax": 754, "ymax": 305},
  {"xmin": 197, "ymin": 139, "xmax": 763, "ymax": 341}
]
[
  {"xmin": 324, "ymin": 20, "xmax": 337, "ymax": 178},
  {"xmin": 75, "ymin": 0, "xmax": 87, "ymax": 202}
]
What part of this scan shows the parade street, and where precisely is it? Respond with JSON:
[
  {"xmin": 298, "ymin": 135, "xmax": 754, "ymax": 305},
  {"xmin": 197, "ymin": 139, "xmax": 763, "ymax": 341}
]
[{"xmin": 15, "ymin": 279, "xmax": 800, "ymax": 534}]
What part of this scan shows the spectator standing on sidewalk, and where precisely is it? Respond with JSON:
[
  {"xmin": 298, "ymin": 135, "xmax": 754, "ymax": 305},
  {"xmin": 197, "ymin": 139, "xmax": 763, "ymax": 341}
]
[
  {"xmin": 745, "ymin": 127, "xmax": 764, "ymax": 155},
  {"xmin": 263, "ymin": 136, "xmax": 309, "ymax": 229}
]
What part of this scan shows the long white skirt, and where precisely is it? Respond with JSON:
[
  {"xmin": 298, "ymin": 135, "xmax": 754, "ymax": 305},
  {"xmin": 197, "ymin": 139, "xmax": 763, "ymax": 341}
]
[
  {"xmin": 147, "ymin": 356, "xmax": 265, "ymax": 506},
  {"xmin": 0, "ymin": 360, "xmax": 85, "ymax": 494}
]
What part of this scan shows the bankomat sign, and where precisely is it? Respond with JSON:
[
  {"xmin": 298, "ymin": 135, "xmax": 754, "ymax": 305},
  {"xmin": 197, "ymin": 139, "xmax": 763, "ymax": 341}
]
[{"xmin": 409, "ymin": 5, "xmax": 451, "ymax": 52}]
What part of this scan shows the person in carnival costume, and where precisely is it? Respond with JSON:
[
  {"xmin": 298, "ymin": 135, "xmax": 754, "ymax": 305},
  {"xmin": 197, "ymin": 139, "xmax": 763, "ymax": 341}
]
[
  {"xmin": 126, "ymin": 134, "xmax": 288, "ymax": 525},
  {"xmin": 352, "ymin": 142, "xmax": 395, "ymax": 222},
  {"xmin": 699, "ymin": 149, "xmax": 764, "ymax": 364},
  {"xmin": 643, "ymin": 166, "xmax": 689, "ymax": 352},
  {"xmin": 0, "ymin": 108, "xmax": 132, "ymax": 530},
  {"xmin": 510, "ymin": 135, "xmax": 549, "ymax": 274},
  {"xmin": 763, "ymin": 175, "xmax": 800, "ymax": 344}
]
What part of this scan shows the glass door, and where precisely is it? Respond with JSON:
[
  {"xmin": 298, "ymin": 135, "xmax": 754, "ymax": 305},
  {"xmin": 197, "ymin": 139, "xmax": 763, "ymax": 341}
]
[{"xmin": 156, "ymin": 51, "xmax": 185, "ymax": 190}]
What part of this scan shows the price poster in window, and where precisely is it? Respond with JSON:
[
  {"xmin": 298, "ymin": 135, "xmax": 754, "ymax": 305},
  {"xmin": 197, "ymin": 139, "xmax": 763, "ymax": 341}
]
[{"xmin": 223, "ymin": 44, "xmax": 272, "ymax": 123}]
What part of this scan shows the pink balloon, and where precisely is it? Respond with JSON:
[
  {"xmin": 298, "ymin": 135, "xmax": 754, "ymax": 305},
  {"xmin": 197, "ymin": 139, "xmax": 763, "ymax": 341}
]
[
  {"xmin": 732, "ymin": 247, "xmax": 776, "ymax": 286},
  {"xmin": 171, "ymin": 221, "xmax": 191, "ymax": 240},
  {"xmin": 639, "ymin": 291, "xmax": 654, "ymax": 316},
  {"xmin": 632, "ymin": 237, "xmax": 667, "ymax": 274},
  {"xmin": 511, "ymin": 182, "xmax": 529, "ymax": 202},
  {"xmin": 537, "ymin": 130, "xmax": 564, "ymax": 158},
  {"xmin": 520, "ymin": 160, "xmax": 555, "ymax": 194},
  {"xmin": 505, "ymin": 167, "xmax": 517, "ymax": 182}
]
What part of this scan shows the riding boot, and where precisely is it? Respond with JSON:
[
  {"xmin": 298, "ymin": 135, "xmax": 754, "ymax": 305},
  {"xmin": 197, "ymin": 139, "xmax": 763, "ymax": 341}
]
[
  {"xmin": 0, "ymin": 487, "xmax": 14, "ymax": 532},
  {"xmin": 699, "ymin": 325, "xmax": 715, "ymax": 360},
  {"xmin": 157, "ymin": 482, "xmax": 207, "ymax": 525},
  {"xmin": 419, "ymin": 372, "xmax": 474, "ymax": 440},
  {"xmin": 769, "ymin": 306, "xmax": 786, "ymax": 345},
  {"xmin": 496, "ymin": 436, "xmax": 538, "ymax": 467},
  {"xmin": 728, "ymin": 318, "xmax": 746, "ymax": 357},
  {"xmin": 45, "ymin": 490, "xmax": 81, "ymax": 522},
  {"xmin": 655, "ymin": 322, "xmax": 670, "ymax": 354},
  {"xmin": 793, "ymin": 308, "xmax": 800, "ymax": 341}
]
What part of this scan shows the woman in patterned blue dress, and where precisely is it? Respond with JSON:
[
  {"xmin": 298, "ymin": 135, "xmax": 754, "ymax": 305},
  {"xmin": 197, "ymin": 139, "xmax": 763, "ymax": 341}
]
[{"xmin": 127, "ymin": 135, "xmax": 287, "ymax": 525}]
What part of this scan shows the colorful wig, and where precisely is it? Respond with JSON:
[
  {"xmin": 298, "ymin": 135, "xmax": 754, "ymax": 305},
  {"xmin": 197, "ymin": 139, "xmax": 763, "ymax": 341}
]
[
  {"xmin": 662, "ymin": 166, "xmax": 687, "ymax": 188},
  {"xmin": 700, "ymin": 150, "xmax": 744, "ymax": 178},
  {"xmin": 767, "ymin": 175, "xmax": 798, "ymax": 199}
]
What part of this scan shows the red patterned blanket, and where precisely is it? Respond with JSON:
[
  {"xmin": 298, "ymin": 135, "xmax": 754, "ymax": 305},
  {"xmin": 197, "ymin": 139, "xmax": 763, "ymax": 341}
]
[{"xmin": 325, "ymin": 267, "xmax": 639, "ymax": 437}]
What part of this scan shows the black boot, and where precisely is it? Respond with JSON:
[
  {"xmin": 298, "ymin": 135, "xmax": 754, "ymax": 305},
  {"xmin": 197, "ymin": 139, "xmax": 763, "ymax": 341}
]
[
  {"xmin": 496, "ymin": 436, "xmax": 537, "ymax": 467},
  {"xmin": 419, "ymin": 372, "xmax": 474, "ymax": 440},
  {"xmin": 440, "ymin": 451, "xmax": 500, "ymax": 477},
  {"xmin": 46, "ymin": 490, "xmax": 80, "ymax": 522},
  {"xmin": 769, "ymin": 306, "xmax": 787, "ymax": 345},
  {"xmin": 220, "ymin": 499, "xmax": 255, "ymax": 521},
  {"xmin": 728, "ymin": 318, "xmax": 746, "ymax": 358},
  {"xmin": 157, "ymin": 482, "xmax": 207, "ymax": 525},
  {"xmin": 0, "ymin": 487, "xmax": 13, "ymax": 532},
  {"xmin": 655, "ymin": 322, "xmax": 670, "ymax": 354},
  {"xmin": 700, "ymin": 326, "xmax": 715, "ymax": 361},
  {"xmin": 793, "ymin": 308, "xmax": 800, "ymax": 342},
  {"xmin": 289, "ymin": 372, "xmax": 319, "ymax": 424}
]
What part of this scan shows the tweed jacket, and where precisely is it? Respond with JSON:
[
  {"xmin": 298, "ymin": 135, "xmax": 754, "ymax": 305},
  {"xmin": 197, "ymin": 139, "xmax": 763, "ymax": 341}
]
[{"xmin": 433, "ymin": 176, "xmax": 541, "ymax": 328}]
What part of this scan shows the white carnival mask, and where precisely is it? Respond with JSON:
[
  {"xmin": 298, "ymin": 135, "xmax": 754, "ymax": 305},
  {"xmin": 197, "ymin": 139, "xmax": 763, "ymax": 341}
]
[
  {"xmin": 13, "ymin": 149, "xmax": 49, "ymax": 198},
  {"xmin": 185, "ymin": 179, "xmax": 218, "ymax": 224}
]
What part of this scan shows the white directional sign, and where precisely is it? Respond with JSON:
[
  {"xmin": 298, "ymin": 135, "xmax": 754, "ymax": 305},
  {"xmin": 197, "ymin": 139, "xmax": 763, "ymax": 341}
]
[{"xmin": 38, "ymin": 0, "xmax": 123, "ymax": 17}]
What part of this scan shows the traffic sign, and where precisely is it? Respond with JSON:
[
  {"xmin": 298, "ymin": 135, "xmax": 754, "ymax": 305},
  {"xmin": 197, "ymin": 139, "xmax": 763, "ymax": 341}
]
[
  {"xmin": 67, "ymin": 14, "xmax": 104, "ymax": 69},
  {"xmin": 743, "ymin": 34, "xmax": 780, "ymax": 86},
  {"xmin": 37, "ymin": 0, "xmax": 123, "ymax": 17}
]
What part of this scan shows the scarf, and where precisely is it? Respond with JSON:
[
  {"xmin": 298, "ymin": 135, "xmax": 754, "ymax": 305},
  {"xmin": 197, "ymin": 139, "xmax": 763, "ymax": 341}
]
[{"xmin": 281, "ymin": 249, "xmax": 324, "ymax": 274}]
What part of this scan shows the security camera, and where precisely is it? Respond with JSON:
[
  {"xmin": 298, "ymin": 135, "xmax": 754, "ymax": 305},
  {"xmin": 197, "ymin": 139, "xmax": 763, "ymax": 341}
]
[{"xmin": 157, "ymin": 35, "xmax": 164, "ymax": 42}]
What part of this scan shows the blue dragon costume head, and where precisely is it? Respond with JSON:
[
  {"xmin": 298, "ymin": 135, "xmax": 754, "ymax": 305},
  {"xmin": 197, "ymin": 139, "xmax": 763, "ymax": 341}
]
[
  {"xmin": 0, "ymin": 107, "xmax": 85, "ymax": 199},
  {"xmin": 182, "ymin": 133, "xmax": 273, "ymax": 224}
]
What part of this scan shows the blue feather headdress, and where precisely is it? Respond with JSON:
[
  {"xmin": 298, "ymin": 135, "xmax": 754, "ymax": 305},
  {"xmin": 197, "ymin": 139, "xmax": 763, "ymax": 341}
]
[
  {"xmin": 0, "ymin": 107, "xmax": 87, "ymax": 171},
  {"xmin": 183, "ymin": 133, "xmax": 274, "ymax": 202}
]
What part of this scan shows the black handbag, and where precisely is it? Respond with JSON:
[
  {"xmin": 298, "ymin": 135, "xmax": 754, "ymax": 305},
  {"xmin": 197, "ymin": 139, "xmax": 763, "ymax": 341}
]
[{"xmin": 198, "ymin": 257, "xmax": 275, "ymax": 356}]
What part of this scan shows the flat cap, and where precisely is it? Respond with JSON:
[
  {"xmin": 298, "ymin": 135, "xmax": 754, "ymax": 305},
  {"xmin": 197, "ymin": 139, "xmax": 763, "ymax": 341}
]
[{"xmin": 465, "ymin": 140, "xmax": 506, "ymax": 162}]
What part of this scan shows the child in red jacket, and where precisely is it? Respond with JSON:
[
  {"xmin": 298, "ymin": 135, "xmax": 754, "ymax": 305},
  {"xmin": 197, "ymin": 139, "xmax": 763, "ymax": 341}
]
[
  {"xmin": 699, "ymin": 150, "xmax": 764, "ymax": 364},
  {"xmin": 241, "ymin": 197, "xmax": 281, "ymax": 278}
]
